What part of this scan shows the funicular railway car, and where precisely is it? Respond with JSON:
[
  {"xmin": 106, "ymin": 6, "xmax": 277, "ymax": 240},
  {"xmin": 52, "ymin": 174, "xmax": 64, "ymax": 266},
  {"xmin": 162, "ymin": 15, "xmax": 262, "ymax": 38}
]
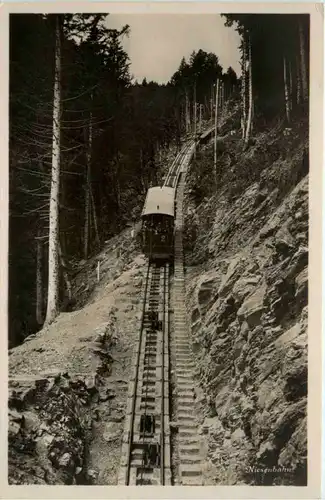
[{"xmin": 141, "ymin": 186, "xmax": 175, "ymax": 261}]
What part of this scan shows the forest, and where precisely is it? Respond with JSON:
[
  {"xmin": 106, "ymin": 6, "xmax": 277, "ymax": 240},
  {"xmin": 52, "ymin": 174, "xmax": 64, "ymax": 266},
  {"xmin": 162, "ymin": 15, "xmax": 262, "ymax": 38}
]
[{"xmin": 9, "ymin": 13, "xmax": 309, "ymax": 347}]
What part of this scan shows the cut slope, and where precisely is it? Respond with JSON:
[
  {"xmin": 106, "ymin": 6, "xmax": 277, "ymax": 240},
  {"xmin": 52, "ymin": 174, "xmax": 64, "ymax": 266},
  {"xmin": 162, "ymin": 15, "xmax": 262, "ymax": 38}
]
[
  {"xmin": 183, "ymin": 118, "xmax": 308, "ymax": 486},
  {"xmin": 9, "ymin": 227, "xmax": 147, "ymax": 485}
]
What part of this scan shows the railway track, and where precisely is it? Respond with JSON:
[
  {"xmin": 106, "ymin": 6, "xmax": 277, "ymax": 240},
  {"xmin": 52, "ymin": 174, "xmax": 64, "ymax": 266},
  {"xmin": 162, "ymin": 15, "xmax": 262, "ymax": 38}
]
[
  {"xmin": 118, "ymin": 261, "xmax": 171, "ymax": 485},
  {"xmin": 118, "ymin": 137, "xmax": 202, "ymax": 486},
  {"xmin": 164, "ymin": 140, "xmax": 197, "ymax": 188}
]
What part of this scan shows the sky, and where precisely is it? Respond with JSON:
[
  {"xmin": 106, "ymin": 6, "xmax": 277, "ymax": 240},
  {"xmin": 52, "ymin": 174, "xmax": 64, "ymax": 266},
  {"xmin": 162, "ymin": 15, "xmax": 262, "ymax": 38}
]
[{"xmin": 106, "ymin": 14, "xmax": 241, "ymax": 84}]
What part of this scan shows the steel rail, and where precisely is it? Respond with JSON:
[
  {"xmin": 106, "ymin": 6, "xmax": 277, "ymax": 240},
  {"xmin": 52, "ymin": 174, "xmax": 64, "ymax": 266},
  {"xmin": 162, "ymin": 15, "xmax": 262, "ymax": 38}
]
[{"xmin": 119, "ymin": 132, "xmax": 204, "ymax": 486}]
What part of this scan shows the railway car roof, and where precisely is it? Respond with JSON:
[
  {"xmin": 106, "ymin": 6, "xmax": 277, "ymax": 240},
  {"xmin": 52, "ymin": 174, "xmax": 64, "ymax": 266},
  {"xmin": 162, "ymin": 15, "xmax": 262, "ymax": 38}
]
[{"xmin": 142, "ymin": 186, "xmax": 175, "ymax": 217}]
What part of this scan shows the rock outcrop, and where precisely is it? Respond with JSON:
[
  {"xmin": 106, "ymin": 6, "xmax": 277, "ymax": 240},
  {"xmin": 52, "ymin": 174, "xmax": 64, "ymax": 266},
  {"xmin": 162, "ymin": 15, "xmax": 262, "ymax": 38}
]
[
  {"xmin": 184, "ymin": 152, "xmax": 308, "ymax": 485},
  {"xmin": 9, "ymin": 373, "xmax": 92, "ymax": 484},
  {"xmin": 9, "ymin": 240, "xmax": 147, "ymax": 485}
]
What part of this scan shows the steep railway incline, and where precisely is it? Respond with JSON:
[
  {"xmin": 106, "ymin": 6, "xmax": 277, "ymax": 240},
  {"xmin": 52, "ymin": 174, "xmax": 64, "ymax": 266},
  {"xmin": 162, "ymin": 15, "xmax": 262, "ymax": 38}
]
[
  {"xmin": 118, "ymin": 261, "xmax": 171, "ymax": 485},
  {"xmin": 118, "ymin": 137, "xmax": 205, "ymax": 485},
  {"xmin": 171, "ymin": 146, "xmax": 203, "ymax": 485}
]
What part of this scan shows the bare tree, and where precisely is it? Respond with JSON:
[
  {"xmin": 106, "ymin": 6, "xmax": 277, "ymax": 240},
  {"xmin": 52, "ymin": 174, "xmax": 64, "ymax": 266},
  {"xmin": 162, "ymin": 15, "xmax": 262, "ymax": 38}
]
[
  {"xmin": 36, "ymin": 233, "xmax": 43, "ymax": 325},
  {"xmin": 220, "ymin": 81, "xmax": 224, "ymax": 110},
  {"xmin": 299, "ymin": 20, "xmax": 308, "ymax": 101},
  {"xmin": 244, "ymin": 35, "xmax": 253, "ymax": 147},
  {"xmin": 84, "ymin": 97, "xmax": 93, "ymax": 260},
  {"xmin": 45, "ymin": 15, "xmax": 62, "ymax": 326},
  {"xmin": 185, "ymin": 90, "xmax": 190, "ymax": 134},
  {"xmin": 241, "ymin": 34, "xmax": 247, "ymax": 139},
  {"xmin": 214, "ymin": 79, "xmax": 220, "ymax": 180},
  {"xmin": 296, "ymin": 54, "xmax": 301, "ymax": 105},
  {"xmin": 210, "ymin": 84, "xmax": 214, "ymax": 121},
  {"xmin": 193, "ymin": 81, "xmax": 197, "ymax": 136},
  {"xmin": 90, "ymin": 188, "xmax": 100, "ymax": 248},
  {"xmin": 193, "ymin": 81, "xmax": 197, "ymax": 158},
  {"xmin": 283, "ymin": 55, "xmax": 291, "ymax": 123},
  {"xmin": 288, "ymin": 59, "xmax": 293, "ymax": 112}
]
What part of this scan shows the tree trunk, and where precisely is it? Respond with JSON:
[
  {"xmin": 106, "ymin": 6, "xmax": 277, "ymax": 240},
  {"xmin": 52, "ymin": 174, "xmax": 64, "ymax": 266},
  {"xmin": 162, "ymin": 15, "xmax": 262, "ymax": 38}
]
[
  {"xmin": 241, "ymin": 35, "xmax": 247, "ymax": 139},
  {"xmin": 199, "ymin": 104, "xmax": 202, "ymax": 133},
  {"xmin": 289, "ymin": 59, "xmax": 293, "ymax": 112},
  {"xmin": 214, "ymin": 79, "xmax": 220, "ymax": 181},
  {"xmin": 36, "ymin": 235, "xmax": 43, "ymax": 325},
  {"xmin": 283, "ymin": 55, "xmax": 291, "ymax": 123},
  {"xmin": 299, "ymin": 20, "xmax": 308, "ymax": 101},
  {"xmin": 59, "ymin": 243, "xmax": 72, "ymax": 301},
  {"xmin": 45, "ymin": 15, "xmax": 62, "ymax": 326},
  {"xmin": 193, "ymin": 82, "xmax": 197, "ymax": 136},
  {"xmin": 90, "ymin": 187, "xmax": 100, "ymax": 248},
  {"xmin": 193, "ymin": 82, "xmax": 197, "ymax": 158},
  {"xmin": 115, "ymin": 166, "xmax": 121, "ymax": 216},
  {"xmin": 220, "ymin": 81, "xmax": 224, "ymax": 110},
  {"xmin": 244, "ymin": 35, "xmax": 253, "ymax": 147},
  {"xmin": 84, "ymin": 98, "xmax": 93, "ymax": 260},
  {"xmin": 296, "ymin": 55, "xmax": 301, "ymax": 105},
  {"xmin": 210, "ymin": 84, "xmax": 214, "ymax": 121},
  {"xmin": 185, "ymin": 90, "xmax": 190, "ymax": 134},
  {"xmin": 140, "ymin": 148, "xmax": 146, "ymax": 194}
]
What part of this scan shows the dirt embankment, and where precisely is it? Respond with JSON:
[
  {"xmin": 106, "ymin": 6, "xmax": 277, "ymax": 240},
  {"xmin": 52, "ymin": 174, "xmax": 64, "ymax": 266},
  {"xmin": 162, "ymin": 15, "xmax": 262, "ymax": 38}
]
[
  {"xmin": 7, "ymin": 136, "xmax": 202, "ymax": 486},
  {"xmin": 9, "ymin": 227, "xmax": 147, "ymax": 485},
  {"xmin": 183, "ymin": 116, "xmax": 308, "ymax": 486}
]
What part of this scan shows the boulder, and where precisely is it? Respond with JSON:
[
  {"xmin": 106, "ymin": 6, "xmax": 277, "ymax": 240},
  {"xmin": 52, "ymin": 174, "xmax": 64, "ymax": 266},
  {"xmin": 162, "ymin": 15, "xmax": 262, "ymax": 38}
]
[
  {"xmin": 103, "ymin": 421, "xmax": 120, "ymax": 442},
  {"xmin": 256, "ymin": 440, "xmax": 277, "ymax": 465},
  {"xmin": 191, "ymin": 307, "xmax": 200, "ymax": 324},
  {"xmin": 9, "ymin": 421, "xmax": 22, "ymax": 437},
  {"xmin": 23, "ymin": 411, "xmax": 40, "ymax": 432},
  {"xmin": 237, "ymin": 282, "xmax": 267, "ymax": 328},
  {"xmin": 58, "ymin": 452, "xmax": 73, "ymax": 469},
  {"xmin": 273, "ymin": 323, "xmax": 301, "ymax": 349},
  {"xmin": 259, "ymin": 212, "xmax": 282, "ymax": 239},
  {"xmin": 295, "ymin": 267, "xmax": 308, "ymax": 307},
  {"xmin": 232, "ymin": 275, "xmax": 261, "ymax": 302},
  {"xmin": 288, "ymin": 247, "xmax": 308, "ymax": 278},
  {"xmin": 274, "ymin": 238, "xmax": 294, "ymax": 257},
  {"xmin": 196, "ymin": 272, "xmax": 221, "ymax": 311},
  {"xmin": 233, "ymin": 338, "xmax": 245, "ymax": 360},
  {"xmin": 283, "ymin": 357, "xmax": 307, "ymax": 401},
  {"xmin": 278, "ymin": 417, "xmax": 307, "ymax": 471},
  {"xmin": 256, "ymin": 378, "xmax": 283, "ymax": 411},
  {"xmin": 231, "ymin": 428, "xmax": 246, "ymax": 444},
  {"xmin": 218, "ymin": 255, "xmax": 247, "ymax": 298},
  {"xmin": 87, "ymin": 468, "xmax": 99, "ymax": 484},
  {"xmin": 272, "ymin": 400, "xmax": 306, "ymax": 450}
]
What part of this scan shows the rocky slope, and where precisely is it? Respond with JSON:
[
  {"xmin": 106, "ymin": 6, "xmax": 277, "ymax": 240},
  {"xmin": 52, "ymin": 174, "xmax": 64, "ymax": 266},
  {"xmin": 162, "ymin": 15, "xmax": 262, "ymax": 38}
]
[
  {"xmin": 183, "ymin": 117, "xmax": 308, "ymax": 486},
  {"xmin": 8, "ymin": 112, "xmax": 308, "ymax": 486},
  {"xmin": 8, "ymin": 227, "xmax": 147, "ymax": 484},
  {"xmin": 8, "ymin": 140, "xmax": 182, "ymax": 485}
]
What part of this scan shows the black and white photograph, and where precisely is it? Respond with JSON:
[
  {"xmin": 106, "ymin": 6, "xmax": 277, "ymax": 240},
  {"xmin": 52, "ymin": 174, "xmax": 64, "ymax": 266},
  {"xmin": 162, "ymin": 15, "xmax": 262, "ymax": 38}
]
[{"xmin": 5, "ymin": 2, "xmax": 322, "ymax": 494}]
